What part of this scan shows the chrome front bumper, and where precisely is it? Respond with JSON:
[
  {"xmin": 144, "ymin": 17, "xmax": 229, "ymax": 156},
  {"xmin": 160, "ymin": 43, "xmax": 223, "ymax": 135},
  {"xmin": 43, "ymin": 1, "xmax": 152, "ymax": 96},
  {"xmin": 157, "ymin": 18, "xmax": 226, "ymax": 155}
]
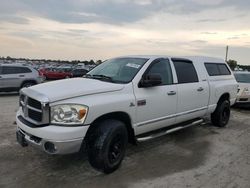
[
  {"xmin": 16, "ymin": 110, "xmax": 89, "ymax": 154},
  {"xmin": 17, "ymin": 127, "xmax": 83, "ymax": 154}
]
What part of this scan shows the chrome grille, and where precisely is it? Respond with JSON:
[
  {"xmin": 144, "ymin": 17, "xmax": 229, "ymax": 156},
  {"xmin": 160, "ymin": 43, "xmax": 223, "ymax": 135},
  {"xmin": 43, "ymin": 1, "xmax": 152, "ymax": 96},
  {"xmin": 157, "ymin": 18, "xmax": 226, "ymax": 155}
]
[
  {"xmin": 28, "ymin": 98, "xmax": 42, "ymax": 110},
  {"xmin": 28, "ymin": 108, "xmax": 42, "ymax": 121},
  {"xmin": 20, "ymin": 94, "xmax": 50, "ymax": 125}
]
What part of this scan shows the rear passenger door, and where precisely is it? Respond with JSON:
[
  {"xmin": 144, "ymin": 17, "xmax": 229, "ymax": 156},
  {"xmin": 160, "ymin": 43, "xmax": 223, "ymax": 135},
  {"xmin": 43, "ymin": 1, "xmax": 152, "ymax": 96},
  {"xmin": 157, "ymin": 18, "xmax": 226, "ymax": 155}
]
[{"xmin": 172, "ymin": 58, "xmax": 209, "ymax": 123}]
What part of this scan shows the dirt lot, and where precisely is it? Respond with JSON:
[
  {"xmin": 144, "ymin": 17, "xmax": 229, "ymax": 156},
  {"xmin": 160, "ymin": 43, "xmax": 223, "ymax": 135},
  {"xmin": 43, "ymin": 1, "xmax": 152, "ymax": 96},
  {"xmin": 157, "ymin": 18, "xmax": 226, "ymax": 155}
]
[{"xmin": 0, "ymin": 93, "xmax": 249, "ymax": 188}]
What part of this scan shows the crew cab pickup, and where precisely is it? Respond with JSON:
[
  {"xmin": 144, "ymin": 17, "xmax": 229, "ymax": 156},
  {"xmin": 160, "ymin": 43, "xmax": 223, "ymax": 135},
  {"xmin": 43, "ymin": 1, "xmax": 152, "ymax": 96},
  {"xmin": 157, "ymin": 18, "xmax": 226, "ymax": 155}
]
[{"xmin": 16, "ymin": 56, "xmax": 237, "ymax": 173}]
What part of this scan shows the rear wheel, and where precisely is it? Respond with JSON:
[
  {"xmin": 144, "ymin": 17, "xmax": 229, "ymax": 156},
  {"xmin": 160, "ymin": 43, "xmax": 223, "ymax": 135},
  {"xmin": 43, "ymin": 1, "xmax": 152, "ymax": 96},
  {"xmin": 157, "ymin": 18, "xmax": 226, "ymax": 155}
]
[
  {"xmin": 211, "ymin": 100, "xmax": 230, "ymax": 127},
  {"xmin": 86, "ymin": 119, "xmax": 128, "ymax": 174}
]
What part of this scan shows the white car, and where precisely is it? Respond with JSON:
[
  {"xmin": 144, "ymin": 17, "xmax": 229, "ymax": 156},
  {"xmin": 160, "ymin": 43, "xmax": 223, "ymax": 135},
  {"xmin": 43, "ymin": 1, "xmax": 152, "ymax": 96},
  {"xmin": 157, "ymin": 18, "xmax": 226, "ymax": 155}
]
[
  {"xmin": 0, "ymin": 64, "xmax": 42, "ymax": 92},
  {"xmin": 234, "ymin": 72, "xmax": 250, "ymax": 106},
  {"xmin": 16, "ymin": 56, "xmax": 237, "ymax": 173}
]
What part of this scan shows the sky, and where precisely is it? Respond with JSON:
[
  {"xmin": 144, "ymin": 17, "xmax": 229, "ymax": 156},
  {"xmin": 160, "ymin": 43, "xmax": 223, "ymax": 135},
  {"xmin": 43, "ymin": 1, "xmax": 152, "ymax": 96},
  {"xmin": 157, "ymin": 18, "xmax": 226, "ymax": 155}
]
[{"xmin": 0, "ymin": 0, "xmax": 250, "ymax": 64}]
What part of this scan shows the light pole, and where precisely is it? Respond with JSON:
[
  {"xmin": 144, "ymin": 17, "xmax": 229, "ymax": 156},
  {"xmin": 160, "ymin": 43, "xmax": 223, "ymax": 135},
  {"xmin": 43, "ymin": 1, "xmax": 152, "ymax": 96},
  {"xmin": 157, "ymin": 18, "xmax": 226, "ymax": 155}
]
[{"xmin": 225, "ymin": 45, "xmax": 229, "ymax": 62}]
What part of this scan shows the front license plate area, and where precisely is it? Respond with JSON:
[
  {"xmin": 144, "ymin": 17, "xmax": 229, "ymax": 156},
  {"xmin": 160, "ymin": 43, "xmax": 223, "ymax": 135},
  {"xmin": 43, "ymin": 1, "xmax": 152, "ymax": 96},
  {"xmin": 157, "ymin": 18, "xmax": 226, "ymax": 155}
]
[{"xmin": 16, "ymin": 131, "xmax": 28, "ymax": 147}]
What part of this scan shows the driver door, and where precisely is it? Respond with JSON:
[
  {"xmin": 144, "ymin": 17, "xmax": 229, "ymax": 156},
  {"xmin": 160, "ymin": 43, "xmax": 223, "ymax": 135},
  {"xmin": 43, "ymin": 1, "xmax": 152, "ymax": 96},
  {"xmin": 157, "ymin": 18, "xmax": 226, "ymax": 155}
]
[{"xmin": 133, "ymin": 58, "xmax": 178, "ymax": 135}]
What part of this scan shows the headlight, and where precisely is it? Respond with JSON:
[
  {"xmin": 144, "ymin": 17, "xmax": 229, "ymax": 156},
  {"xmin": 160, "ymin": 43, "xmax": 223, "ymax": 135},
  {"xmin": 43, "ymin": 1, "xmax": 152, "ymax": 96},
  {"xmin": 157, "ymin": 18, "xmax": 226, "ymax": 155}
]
[
  {"xmin": 242, "ymin": 88, "xmax": 250, "ymax": 95},
  {"xmin": 51, "ymin": 104, "xmax": 88, "ymax": 126}
]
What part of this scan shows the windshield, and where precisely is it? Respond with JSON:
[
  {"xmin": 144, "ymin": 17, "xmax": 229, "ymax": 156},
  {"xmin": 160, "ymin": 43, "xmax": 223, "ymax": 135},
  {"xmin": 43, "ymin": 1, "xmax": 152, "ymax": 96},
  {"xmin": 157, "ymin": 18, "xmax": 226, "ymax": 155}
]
[
  {"xmin": 86, "ymin": 57, "xmax": 148, "ymax": 83},
  {"xmin": 234, "ymin": 73, "xmax": 250, "ymax": 83}
]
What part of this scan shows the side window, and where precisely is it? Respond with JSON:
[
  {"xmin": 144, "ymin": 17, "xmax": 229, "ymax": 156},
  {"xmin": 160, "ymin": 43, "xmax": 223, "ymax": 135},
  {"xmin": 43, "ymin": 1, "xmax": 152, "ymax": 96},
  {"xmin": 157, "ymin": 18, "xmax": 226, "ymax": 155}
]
[
  {"xmin": 172, "ymin": 60, "xmax": 199, "ymax": 84},
  {"xmin": 218, "ymin": 64, "xmax": 231, "ymax": 75},
  {"xmin": 205, "ymin": 63, "xmax": 231, "ymax": 76},
  {"xmin": 146, "ymin": 59, "xmax": 173, "ymax": 85},
  {"xmin": 2, "ymin": 66, "xmax": 31, "ymax": 74},
  {"xmin": 2, "ymin": 66, "xmax": 19, "ymax": 74},
  {"xmin": 19, "ymin": 67, "xmax": 32, "ymax": 73},
  {"xmin": 0, "ymin": 66, "xmax": 2, "ymax": 74},
  {"xmin": 205, "ymin": 63, "xmax": 220, "ymax": 76}
]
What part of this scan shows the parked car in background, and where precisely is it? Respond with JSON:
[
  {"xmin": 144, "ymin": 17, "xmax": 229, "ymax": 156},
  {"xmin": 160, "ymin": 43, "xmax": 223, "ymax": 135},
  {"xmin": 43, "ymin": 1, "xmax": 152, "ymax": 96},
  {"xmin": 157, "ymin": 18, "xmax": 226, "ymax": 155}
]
[
  {"xmin": 0, "ymin": 64, "xmax": 42, "ymax": 92},
  {"xmin": 72, "ymin": 68, "xmax": 88, "ymax": 77},
  {"xmin": 39, "ymin": 68, "xmax": 72, "ymax": 80},
  {"xmin": 234, "ymin": 72, "xmax": 250, "ymax": 106}
]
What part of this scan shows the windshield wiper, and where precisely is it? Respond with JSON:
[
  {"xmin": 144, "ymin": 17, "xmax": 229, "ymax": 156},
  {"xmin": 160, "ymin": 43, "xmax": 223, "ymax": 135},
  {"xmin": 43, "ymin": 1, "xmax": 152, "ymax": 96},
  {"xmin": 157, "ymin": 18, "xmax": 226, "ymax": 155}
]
[
  {"xmin": 84, "ymin": 74, "xmax": 92, "ymax": 78},
  {"xmin": 93, "ymin": 74, "xmax": 113, "ymax": 81},
  {"xmin": 84, "ymin": 74, "xmax": 113, "ymax": 82}
]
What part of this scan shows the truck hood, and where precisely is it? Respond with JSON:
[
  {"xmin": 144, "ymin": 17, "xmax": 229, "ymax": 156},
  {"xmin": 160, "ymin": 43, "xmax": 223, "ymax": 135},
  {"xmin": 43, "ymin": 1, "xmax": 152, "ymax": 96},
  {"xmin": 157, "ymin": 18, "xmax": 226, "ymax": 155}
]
[{"xmin": 22, "ymin": 78, "xmax": 124, "ymax": 102}]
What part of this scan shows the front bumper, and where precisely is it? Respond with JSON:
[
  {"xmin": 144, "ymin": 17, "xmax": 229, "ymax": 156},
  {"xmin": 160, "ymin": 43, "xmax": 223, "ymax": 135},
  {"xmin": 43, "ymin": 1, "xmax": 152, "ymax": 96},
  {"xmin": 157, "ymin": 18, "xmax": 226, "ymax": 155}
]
[
  {"xmin": 234, "ymin": 101, "xmax": 250, "ymax": 108},
  {"xmin": 16, "ymin": 111, "xmax": 90, "ymax": 154},
  {"xmin": 235, "ymin": 95, "xmax": 250, "ymax": 107}
]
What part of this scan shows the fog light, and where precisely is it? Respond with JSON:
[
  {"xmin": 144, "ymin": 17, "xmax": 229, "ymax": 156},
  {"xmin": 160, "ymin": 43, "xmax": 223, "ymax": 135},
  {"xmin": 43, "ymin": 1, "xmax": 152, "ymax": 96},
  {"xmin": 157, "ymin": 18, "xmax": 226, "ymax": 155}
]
[{"xmin": 44, "ymin": 142, "xmax": 56, "ymax": 154}]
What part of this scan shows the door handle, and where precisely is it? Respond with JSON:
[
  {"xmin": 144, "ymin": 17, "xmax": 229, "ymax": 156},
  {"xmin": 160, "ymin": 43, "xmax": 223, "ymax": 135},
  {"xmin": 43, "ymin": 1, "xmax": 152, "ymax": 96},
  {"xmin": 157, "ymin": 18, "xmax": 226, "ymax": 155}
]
[
  {"xmin": 19, "ymin": 75, "xmax": 25, "ymax": 77},
  {"xmin": 167, "ymin": 91, "xmax": 176, "ymax": 95},
  {"xmin": 197, "ymin": 87, "xmax": 204, "ymax": 92}
]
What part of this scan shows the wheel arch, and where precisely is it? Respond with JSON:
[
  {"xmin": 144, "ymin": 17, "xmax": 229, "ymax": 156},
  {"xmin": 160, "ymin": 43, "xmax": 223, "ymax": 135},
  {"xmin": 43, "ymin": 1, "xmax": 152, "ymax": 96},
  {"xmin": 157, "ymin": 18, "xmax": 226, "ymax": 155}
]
[
  {"xmin": 217, "ymin": 93, "xmax": 230, "ymax": 105},
  {"xmin": 20, "ymin": 80, "xmax": 37, "ymax": 88},
  {"xmin": 85, "ymin": 111, "xmax": 136, "ymax": 144}
]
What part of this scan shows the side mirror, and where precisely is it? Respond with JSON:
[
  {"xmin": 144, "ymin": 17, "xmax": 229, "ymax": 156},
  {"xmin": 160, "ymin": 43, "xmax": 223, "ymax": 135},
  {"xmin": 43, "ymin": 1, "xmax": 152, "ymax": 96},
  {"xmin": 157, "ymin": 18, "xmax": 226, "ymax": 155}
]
[{"xmin": 139, "ymin": 74, "xmax": 162, "ymax": 88}]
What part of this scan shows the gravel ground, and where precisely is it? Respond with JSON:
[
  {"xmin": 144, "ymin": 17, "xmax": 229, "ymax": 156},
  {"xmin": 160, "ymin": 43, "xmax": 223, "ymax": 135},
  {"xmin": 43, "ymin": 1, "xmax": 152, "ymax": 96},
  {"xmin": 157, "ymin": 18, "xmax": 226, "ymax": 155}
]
[{"xmin": 0, "ymin": 93, "xmax": 249, "ymax": 188}]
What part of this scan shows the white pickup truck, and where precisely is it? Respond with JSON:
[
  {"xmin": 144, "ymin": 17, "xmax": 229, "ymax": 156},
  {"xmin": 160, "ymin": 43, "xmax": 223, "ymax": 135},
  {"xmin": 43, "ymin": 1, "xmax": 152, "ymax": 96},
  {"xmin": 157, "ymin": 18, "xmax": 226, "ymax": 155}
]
[{"xmin": 16, "ymin": 56, "xmax": 237, "ymax": 173}]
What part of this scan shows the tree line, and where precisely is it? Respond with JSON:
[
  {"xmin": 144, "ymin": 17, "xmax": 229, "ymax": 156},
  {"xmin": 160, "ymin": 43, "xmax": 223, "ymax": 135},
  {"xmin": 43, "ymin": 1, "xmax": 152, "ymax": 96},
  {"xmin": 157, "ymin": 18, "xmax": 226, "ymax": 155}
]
[{"xmin": 227, "ymin": 59, "xmax": 250, "ymax": 71}]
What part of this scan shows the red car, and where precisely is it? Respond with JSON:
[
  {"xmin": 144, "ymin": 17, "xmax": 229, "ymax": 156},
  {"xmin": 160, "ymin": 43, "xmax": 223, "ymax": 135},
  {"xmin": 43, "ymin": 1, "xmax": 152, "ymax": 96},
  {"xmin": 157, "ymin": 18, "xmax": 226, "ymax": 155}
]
[{"xmin": 39, "ymin": 68, "xmax": 73, "ymax": 80}]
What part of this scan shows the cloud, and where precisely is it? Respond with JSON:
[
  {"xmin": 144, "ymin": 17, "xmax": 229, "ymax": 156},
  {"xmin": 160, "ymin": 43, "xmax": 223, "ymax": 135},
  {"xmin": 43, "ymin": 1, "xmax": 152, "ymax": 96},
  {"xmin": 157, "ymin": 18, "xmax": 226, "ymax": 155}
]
[
  {"xmin": 10, "ymin": 31, "xmax": 42, "ymax": 39},
  {"xmin": 201, "ymin": 32, "xmax": 218, "ymax": 35},
  {"xmin": 0, "ymin": 15, "xmax": 29, "ymax": 24},
  {"xmin": 0, "ymin": 0, "xmax": 249, "ymax": 25},
  {"xmin": 0, "ymin": 0, "xmax": 250, "ymax": 65},
  {"xmin": 0, "ymin": 0, "xmax": 156, "ymax": 24},
  {"xmin": 191, "ymin": 40, "xmax": 208, "ymax": 44},
  {"xmin": 228, "ymin": 36, "xmax": 240, "ymax": 40},
  {"xmin": 197, "ymin": 18, "xmax": 227, "ymax": 23}
]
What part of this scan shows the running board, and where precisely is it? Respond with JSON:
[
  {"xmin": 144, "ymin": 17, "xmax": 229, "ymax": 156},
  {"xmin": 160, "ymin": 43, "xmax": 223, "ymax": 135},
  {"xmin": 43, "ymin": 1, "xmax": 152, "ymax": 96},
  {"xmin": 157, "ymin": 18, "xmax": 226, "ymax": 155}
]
[{"xmin": 136, "ymin": 119, "xmax": 204, "ymax": 142}]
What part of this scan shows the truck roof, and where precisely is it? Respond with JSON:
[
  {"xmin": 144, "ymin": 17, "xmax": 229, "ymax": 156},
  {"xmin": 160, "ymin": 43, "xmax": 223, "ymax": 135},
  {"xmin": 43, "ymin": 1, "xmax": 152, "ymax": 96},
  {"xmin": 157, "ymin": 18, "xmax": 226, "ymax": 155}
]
[{"xmin": 116, "ymin": 55, "xmax": 225, "ymax": 63}]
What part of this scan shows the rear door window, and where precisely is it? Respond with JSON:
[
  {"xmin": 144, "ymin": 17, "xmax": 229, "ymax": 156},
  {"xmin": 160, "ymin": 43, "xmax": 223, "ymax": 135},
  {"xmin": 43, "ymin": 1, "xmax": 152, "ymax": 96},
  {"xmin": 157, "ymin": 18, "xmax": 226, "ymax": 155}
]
[{"xmin": 172, "ymin": 59, "xmax": 199, "ymax": 84}]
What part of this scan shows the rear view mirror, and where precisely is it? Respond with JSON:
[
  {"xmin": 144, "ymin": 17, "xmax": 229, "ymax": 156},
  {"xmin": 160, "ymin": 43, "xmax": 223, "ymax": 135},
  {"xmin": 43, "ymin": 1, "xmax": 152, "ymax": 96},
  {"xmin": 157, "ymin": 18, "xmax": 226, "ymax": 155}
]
[{"xmin": 139, "ymin": 74, "xmax": 162, "ymax": 88}]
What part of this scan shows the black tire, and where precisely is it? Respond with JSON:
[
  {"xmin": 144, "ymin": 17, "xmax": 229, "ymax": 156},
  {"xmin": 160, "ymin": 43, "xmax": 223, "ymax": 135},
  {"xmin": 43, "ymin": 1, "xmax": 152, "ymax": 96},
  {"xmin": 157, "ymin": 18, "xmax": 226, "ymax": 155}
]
[
  {"xmin": 211, "ymin": 100, "xmax": 230, "ymax": 127},
  {"xmin": 86, "ymin": 119, "xmax": 128, "ymax": 174},
  {"xmin": 42, "ymin": 76, "xmax": 46, "ymax": 82},
  {"xmin": 21, "ymin": 82, "xmax": 35, "ymax": 88}
]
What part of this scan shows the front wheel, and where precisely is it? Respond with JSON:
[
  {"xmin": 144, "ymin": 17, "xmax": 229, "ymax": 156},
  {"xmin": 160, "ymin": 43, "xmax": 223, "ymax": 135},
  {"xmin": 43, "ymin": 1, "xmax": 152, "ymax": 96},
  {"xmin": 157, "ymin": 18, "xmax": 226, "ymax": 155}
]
[
  {"xmin": 21, "ymin": 82, "xmax": 35, "ymax": 88},
  {"xmin": 211, "ymin": 100, "xmax": 230, "ymax": 127},
  {"xmin": 86, "ymin": 119, "xmax": 128, "ymax": 174}
]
